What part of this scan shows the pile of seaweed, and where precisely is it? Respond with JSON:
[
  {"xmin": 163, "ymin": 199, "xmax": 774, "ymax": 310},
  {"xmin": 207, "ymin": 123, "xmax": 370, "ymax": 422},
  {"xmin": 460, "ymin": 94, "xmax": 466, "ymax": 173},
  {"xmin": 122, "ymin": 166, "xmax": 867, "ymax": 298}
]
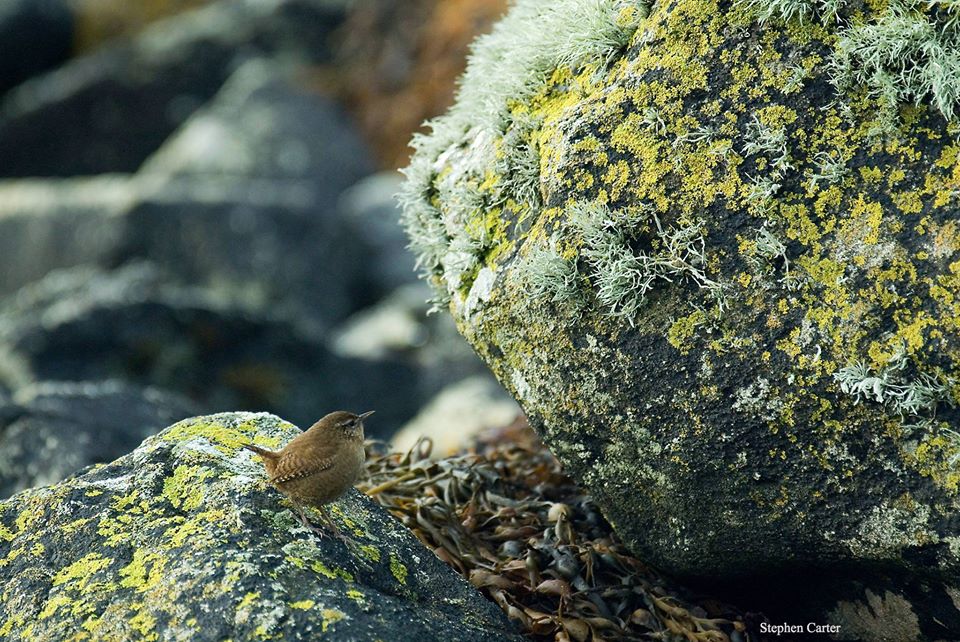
[{"xmin": 360, "ymin": 419, "xmax": 766, "ymax": 642}]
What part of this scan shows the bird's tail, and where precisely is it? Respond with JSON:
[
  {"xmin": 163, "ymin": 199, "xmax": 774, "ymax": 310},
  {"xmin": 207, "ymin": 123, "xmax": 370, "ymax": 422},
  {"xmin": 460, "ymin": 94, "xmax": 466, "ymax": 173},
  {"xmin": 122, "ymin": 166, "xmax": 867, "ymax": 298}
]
[{"xmin": 242, "ymin": 443, "xmax": 278, "ymax": 459}]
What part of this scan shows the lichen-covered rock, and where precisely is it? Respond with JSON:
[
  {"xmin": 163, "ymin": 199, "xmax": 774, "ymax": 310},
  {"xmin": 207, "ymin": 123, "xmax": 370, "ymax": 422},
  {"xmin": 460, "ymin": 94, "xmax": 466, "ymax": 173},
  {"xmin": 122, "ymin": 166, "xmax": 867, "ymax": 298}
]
[
  {"xmin": 0, "ymin": 412, "xmax": 522, "ymax": 641},
  {"xmin": 400, "ymin": 0, "xmax": 960, "ymax": 634}
]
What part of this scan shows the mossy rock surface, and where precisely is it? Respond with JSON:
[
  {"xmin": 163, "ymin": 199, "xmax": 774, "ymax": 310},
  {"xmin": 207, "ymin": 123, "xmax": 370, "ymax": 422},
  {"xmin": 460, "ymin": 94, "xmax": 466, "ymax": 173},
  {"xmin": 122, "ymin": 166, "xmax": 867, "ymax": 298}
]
[
  {"xmin": 401, "ymin": 0, "xmax": 960, "ymax": 635},
  {"xmin": 0, "ymin": 412, "xmax": 521, "ymax": 641}
]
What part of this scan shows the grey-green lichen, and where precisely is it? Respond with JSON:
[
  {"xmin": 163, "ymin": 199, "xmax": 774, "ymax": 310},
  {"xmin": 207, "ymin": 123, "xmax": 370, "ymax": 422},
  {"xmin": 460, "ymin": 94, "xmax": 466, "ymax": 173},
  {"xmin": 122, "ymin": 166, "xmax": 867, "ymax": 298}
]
[
  {"xmin": 0, "ymin": 413, "xmax": 521, "ymax": 641},
  {"xmin": 833, "ymin": 344, "xmax": 956, "ymax": 427},
  {"xmin": 519, "ymin": 200, "xmax": 724, "ymax": 323},
  {"xmin": 739, "ymin": 0, "xmax": 960, "ymax": 128},
  {"xmin": 402, "ymin": 0, "xmax": 960, "ymax": 321},
  {"xmin": 399, "ymin": 0, "xmax": 647, "ymax": 309}
]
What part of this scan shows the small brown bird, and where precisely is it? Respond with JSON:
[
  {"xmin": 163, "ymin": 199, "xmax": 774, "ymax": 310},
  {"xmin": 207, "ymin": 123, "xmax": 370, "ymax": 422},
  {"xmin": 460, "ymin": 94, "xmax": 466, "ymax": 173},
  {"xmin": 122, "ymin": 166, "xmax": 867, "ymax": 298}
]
[{"xmin": 243, "ymin": 410, "xmax": 373, "ymax": 539}]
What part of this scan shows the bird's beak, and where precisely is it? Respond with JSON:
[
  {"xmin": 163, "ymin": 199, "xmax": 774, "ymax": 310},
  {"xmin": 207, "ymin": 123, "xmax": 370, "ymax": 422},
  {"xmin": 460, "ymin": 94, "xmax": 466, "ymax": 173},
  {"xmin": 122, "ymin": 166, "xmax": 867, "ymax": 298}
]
[{"xmin": 358, "ymin": 410, "xmax": 375, "ymax": 421}]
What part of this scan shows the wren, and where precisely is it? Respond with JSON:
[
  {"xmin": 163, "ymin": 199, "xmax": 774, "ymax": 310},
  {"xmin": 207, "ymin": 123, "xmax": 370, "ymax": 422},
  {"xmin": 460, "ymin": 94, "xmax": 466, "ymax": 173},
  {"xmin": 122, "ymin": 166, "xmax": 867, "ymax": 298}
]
[{"xmin": 244, "ymin": 410, "xmax": 373, "ymax": 540}]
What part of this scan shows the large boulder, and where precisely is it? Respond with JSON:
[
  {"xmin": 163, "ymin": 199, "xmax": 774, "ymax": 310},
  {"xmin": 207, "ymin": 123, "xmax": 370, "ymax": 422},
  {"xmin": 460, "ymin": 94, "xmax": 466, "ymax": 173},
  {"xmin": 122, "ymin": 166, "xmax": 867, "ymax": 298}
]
[
  {"xmin": 400, "ymin": 0, "xmax": 960, "ymax": 635},
  {"xmin": 0, "ymin": 412, "xmax": 521, "ymax": 641},
  {"xmin": 0, "ymin": 380, "xmax": 199, "ymax": 498},
  {"xmin": 0, "ymin": 263, "xmax": 419, "ymax": 434}
]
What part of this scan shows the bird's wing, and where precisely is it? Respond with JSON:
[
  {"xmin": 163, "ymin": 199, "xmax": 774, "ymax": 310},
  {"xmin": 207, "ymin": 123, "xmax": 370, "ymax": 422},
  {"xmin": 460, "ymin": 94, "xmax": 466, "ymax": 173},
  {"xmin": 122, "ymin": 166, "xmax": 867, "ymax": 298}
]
[{"xmin": 270, "ymin": 450, "xmax": 335, "ymax": 484}]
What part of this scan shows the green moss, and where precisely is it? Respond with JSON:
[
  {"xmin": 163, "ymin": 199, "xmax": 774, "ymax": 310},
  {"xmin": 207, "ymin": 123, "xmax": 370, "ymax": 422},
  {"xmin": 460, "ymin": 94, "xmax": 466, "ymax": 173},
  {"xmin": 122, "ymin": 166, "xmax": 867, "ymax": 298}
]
[
  {"xmin": 358, "ymin": 545, "xmax": 381, "ymax": 562},
  {"xmin": 913, "ymin": 430, "xmax": 960, "ymax": 492},
  {"xmin": 311, "ymin": 560, "xmax": 353, "ymax": 582},
  {"xmin": 400, "ymin": 0, "xmax": 646, "ymax": 305},
  {"xmin": 0, "ymin": 411, "xmax": 516, "ymax": 641},
  {"xmin": 52, "ymin": 553, "xmax": 113, "ymax": 589},
  {"xmin": 282, "ymin": 540, "xmax": 354, "ymax": 582},
  {"xmin": 328, "ymin": 503, "xmax": 366, "ymax": 537},
  {"xmin": 119, "ymin": 550, "xmax": 167, "ymax": 593},
  {"xmin": 129, "ymin": 608, "xmax": 158, "ymax": 640},
  {"xmin": 667, "ymin": 309, "xmax": 708, "ymax": 354},
  {"xmin": 321, "ymin": 609, "xmax": 345, "ymax": 633},
  {"xmin": 239, "ymin": 592, "xmax": 260, "ymax": 610},
  {"xmin": 37, "ymin": 594, "xmax": 72, "ymax": 620}
]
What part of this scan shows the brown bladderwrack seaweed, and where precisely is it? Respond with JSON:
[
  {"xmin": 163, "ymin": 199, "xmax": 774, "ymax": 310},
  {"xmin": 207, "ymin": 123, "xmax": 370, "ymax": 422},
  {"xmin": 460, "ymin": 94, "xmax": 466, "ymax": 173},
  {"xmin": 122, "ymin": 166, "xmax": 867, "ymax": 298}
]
[{"xmin": 360, "ymin": 419, "xmax": 764, "ymax": 642}]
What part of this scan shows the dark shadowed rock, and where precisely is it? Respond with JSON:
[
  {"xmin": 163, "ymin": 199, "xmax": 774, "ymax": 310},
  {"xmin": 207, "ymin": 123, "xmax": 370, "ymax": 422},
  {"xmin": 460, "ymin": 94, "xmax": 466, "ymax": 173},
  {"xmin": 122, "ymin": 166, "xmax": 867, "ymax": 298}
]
[
  {"xmin": 0, "ymin": 380, "xmax": 199, "ymax": 498},
  {"xmin": 0, "ymin": 174, "xmax": 363, "ymax": 325},
  {"xmin": 0, "ymin": 0, "xmax": 72, "ymax": 97},
  {"xmin": 139, "ymin": 59, "xmax": 372, "ymax": 182},
  {"xmin": 0, "ymin": 61, "xmax": 374, "ymax": 326},
  {"xmin": 0, "ymin": 387, "xmax": 14, "ymax": 425},
  {"xmin": 0, "ymin": 0, "xmax": 346, "ymax": 177},
  {"xmin": 0, "ymin": 412, "xmax": 522, "ymax": 641},
  {"xmin": 117, "ymin": 177, "xmax": 364, "ymax": 327},
  {"xmin": 0, "ymin": 263, "xmax": 421, "ymax": 435}
]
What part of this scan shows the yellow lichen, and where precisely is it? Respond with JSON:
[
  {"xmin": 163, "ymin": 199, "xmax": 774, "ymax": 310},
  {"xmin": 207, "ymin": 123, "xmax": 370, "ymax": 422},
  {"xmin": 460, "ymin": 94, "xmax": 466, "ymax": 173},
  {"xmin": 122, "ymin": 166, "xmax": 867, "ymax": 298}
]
[{"xmin": 389, "ymin": 553, "xmax": 409, "ymax": 585}]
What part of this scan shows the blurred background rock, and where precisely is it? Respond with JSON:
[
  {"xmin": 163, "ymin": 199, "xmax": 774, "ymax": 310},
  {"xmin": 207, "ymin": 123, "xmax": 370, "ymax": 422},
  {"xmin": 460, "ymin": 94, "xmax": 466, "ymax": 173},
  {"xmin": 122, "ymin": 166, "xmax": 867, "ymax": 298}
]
[{"xmin": 0, "ymin": 0, "xmax": 517, "ymax": 493}]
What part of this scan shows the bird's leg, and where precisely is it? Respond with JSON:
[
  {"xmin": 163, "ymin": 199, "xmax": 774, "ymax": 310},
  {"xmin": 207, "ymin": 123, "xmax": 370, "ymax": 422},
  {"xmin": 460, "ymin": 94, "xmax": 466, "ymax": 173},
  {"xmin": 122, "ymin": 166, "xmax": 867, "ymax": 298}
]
[
  {"xmin": 293, "ymin": 502, "xmax": 370, "ymax": 568},
  {"xmin": 317, "ymin": 504, "xmax": 374, "ymax": 570},
  {"xmin": 293, "ymin": 502, "xmax": 328, "ymax": 539},
  {"xmin": 293, "ymin": 501, "xmax": 347, "ymax": 544},
  {"xmin": 315, "ymin": 504, "xmax": 346, "ymax": 542}
]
